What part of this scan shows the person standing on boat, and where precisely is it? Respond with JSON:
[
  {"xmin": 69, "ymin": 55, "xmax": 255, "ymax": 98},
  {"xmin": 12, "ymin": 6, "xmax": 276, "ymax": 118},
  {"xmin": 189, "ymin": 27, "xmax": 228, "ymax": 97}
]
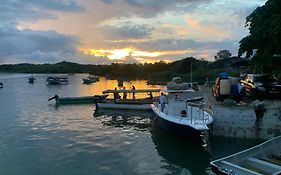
[
  {"xmin": 159, "ymin": 92, "xmax": 167, "ymax": 111},
  {"xmin": 131, "ymin": 85, "xmax": 136, "ymax": 99},
  {"xmin": 114, "ymin": 87, "xmax": 120, "ymax": 100},
  {"xmin": 148, "ymin": 92, "xmax": 153, "ymax": 99},
  {"xmin": 123, "ymin": 87, "xmax": 127, "ymax": 99}
]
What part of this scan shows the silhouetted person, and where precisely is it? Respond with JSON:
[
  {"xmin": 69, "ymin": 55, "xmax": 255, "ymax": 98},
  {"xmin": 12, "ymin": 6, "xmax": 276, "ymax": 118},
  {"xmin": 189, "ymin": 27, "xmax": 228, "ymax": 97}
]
[
  {"xmin": 123, "ymin": 87, "xmax": 127, "ymax": 99},
  {"xmin": 131, "ymin": 85, "xmax": 136, "ymax": 99},
  {"xmin": 159, "ymin": 92, "xmax": 167, "ymax": 111},
  {"xmin": 148, "ymin": 92, "xmax": 153, "ymax": 99},
  {"xmin": 113, "ymin": 87, "xmax": 120, "ymax": 100}
]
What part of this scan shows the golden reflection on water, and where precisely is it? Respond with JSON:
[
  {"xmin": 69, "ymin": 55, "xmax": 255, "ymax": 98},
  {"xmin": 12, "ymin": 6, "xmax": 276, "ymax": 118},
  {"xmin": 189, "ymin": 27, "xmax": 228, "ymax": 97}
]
[{"xmin": 79, "ymin": 77, "xmax": 164, "ymax": 99}]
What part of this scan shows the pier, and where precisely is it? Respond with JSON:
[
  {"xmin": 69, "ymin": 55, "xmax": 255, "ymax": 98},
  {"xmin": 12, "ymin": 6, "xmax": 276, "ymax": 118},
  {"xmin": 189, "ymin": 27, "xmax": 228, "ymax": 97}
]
[{"xmin": 202, "ymin": 86, "xmax": 281, "ymax": 140}]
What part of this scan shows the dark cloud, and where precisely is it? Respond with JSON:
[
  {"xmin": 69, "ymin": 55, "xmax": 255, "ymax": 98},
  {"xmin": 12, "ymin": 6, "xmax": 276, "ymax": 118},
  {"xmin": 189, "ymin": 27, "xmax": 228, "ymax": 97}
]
[
  {"xmin": 0, "ymin": 24, "xmax": 79, "ymax": 63},
  {"xmin": 0, "ymin": 0, "xmax": 83, "ymax": 23},
  {"xmin": 98, "ymin": 0, "xmax": 211, "ymax": 18},
  {"xmin": 101, "ymin": 23, "xmax": 153, "ymax": 39},
  {"xmin": 125, "ymin": 0, "xmax": 209, "ymax": 11},
  {"xmin": 99, "ymin": 0, "xmax": 113, "ymax": 4}
]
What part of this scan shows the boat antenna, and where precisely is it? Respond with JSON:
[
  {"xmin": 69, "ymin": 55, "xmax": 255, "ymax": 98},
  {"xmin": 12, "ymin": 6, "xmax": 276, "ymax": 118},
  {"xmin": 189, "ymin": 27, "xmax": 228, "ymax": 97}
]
[{"xmin": 190, "ymin": 58, "xmax": 192, "ymax": 83}]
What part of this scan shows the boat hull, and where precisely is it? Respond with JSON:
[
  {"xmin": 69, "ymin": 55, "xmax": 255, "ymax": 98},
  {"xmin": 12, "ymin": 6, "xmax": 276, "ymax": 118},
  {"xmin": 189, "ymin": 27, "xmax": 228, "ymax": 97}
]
[
  {"xmin": 46, "ymin": 77, "xmax": 68, "ymax": 85},
  {"xmin": 83, "ymin": 78, "xmax": 96, "ymax": 84},
  {"xmin": 97, "ymin": 102, "xmax": 151, "ymax": 110},
  {"xmin": 153, "ymin": 111, "xmax": 203, "ymax": 142},
  {"xmin": 50, "ymin": 95, "xmax": 108, "ymax": 104},
  {"xmin": 151, "ymin": 103, "xmax": 213, "ymax": 143},
  {"xmin": 56, "ymin": 97, "xmax": 96, "ymax": 104}
]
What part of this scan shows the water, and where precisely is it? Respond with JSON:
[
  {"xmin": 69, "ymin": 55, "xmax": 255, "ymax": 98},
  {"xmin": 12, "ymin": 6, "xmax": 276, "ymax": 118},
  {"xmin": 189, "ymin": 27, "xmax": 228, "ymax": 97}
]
[{"xmin": 0, "ymin": 73, "xmax": 261, "ymax": 175}]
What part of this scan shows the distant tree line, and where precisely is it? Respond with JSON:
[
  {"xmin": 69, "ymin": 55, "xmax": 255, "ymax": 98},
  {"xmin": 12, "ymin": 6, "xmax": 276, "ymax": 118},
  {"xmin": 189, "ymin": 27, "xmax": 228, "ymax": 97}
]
[{"xmin": 0, "ymin": 58, "xmax": 234, "ymax": 84}]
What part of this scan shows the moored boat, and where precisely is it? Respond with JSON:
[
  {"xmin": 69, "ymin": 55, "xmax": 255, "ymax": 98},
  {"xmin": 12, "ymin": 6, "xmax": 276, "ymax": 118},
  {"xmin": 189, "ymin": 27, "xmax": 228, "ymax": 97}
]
[
  {"xmin": 28, "ymin": 75, "xmax": 36, "ymax": 83},
  {"xmin": 48, "ymin": 94, "xmax": 108, "ymax": 104},
  {"xmin": 46, "ymin": 76, "xmax": 68, "ymax": 85},
  {"xmin": 82, "ymin": 74, "xmax": 99, "ymax": 84},
  {"xmin": 151, "ymin": 77, "xmax": 213, "ymax": 141},
  {"xmin": 0, "ymin": 82, "xmax": 3, "ymax": 88},
  {"xmin": 96, "ymin": 88, "xmax": 161, "ymax": 110},
  {"xmin": 211, "ymin": 136, "xmax": 281, "ymax": 175}
]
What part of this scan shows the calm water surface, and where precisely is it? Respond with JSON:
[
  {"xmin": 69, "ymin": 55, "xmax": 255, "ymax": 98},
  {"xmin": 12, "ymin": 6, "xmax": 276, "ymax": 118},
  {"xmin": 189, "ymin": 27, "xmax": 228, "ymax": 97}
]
[{"xmin": 0, "ymin": 73, "xmax": 261, "ymax": 175}]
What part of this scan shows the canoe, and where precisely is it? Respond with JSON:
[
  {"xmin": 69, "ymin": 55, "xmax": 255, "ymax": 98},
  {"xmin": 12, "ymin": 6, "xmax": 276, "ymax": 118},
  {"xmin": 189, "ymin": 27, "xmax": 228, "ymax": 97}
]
[{"xmin": 48, "ymin": 95, "xmax": 108, "ymax": 104}]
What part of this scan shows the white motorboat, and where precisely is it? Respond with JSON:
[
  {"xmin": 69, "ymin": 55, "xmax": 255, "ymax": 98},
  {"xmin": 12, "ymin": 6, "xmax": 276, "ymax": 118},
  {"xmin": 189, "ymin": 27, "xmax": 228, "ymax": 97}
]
[{"xmin": 151, "ymin": 77, "xmax": 213, "ymax": 140}]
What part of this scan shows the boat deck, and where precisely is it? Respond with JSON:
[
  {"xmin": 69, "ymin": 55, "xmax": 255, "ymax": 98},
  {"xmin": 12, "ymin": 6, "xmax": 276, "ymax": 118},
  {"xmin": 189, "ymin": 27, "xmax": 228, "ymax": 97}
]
[{"xmin": 211, "ymin": 136, "xmax": 281, "ymax": 175}]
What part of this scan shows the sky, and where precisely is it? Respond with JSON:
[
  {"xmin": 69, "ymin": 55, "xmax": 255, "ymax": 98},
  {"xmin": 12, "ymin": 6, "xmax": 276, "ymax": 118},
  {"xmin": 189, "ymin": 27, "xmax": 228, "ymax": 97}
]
[{"xmin": 0, "ymin": 0, "xmax": 267, "ymax": 65}]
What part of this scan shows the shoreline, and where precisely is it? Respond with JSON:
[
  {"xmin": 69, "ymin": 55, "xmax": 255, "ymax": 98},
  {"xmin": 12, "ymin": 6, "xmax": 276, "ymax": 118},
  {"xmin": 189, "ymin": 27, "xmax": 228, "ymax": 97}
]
[{"xmin": 200, "ymin": 86, "xmax": 281, "ymax": 140}]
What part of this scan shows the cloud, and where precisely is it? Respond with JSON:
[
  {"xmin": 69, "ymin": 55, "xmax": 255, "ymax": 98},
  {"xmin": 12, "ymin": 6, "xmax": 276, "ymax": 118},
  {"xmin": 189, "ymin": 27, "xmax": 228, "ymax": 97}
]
[
  {"xmin": 122, "ymin": 0, "xmax": 211, "ymax": 16},
  {"xmin": 0, "ymin": 0, "xmax": 83, "ymax": 23},
  {"xmin": 0, "ymin": 0, "xmax": 268, "ymax": 64},
  {"xmin": 81, "ymin": 37, "xmax": 239, "ymax": 63},
  {"xmin": 99, "ymin": 23, "xmax": 154, "ymax": 40},
  {"xmin": 185, "ymin": 16, "xmax": 230, "ymax": 40},
  {"xmin": 0, "ymin": 24, "xmax": 80, "ymax": 63}
]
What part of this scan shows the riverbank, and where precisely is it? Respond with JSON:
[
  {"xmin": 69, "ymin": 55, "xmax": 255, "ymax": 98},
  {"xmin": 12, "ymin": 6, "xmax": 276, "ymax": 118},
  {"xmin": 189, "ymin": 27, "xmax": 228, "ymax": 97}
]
[{"xmin": 201, "ymin": 86, "xmax": 281, "ymax": 140}]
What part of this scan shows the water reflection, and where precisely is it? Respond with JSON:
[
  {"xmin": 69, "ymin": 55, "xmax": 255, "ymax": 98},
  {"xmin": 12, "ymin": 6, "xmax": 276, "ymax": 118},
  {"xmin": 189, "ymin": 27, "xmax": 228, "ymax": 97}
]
[
  {"xmin": 151, "ymin": 123, "xmax": 211, "ymax": 175},
  {"xmin": 94, "ymin": 109, "xmax": 154, "ymax": 132},
  {"xmin": 1, "ymin": 73, "xmax": 261, "ymax": 175},
  {"xmin": 94, "ymin": 109, "xmax": 211, "ymax": 175},
  {"xmin": 78, "ymin": 77, "xmax": 163, "ymax": 99}
]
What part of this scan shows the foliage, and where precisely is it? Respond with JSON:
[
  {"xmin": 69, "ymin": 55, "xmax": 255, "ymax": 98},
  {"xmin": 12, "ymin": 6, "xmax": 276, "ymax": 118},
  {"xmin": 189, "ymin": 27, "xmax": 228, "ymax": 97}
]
[
  {"xmin": 214, "ymin": 50, "xmax": 232, "ymax": 60},
  {"xmin": 238, "ymin": 0, "xmax": 281, "ymax": 73},
  {"xmin": 0, "ymin": 56, "xmax": 244, "ymax": 84}
]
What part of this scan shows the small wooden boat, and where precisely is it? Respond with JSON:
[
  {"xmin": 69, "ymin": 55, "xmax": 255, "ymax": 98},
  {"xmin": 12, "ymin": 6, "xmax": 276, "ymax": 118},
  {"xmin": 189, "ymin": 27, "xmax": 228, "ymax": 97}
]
[
  {"xmin": 211, "ymin": 136, "xmax": 281, "ymax": 175},
  {"xmin": 48, "ymin": 94, "xmax": 108, "ymax": 104},
  {"xmin": 0, "ymin": 82, "xmax": 3, "ymax": 88},
  {"xmin": 96, "ymin": 89, "xmax": 161, "ymax": 110},
  {"xmin": 46, "ymin": 76, "xmax": 68, "ymax": 85}
]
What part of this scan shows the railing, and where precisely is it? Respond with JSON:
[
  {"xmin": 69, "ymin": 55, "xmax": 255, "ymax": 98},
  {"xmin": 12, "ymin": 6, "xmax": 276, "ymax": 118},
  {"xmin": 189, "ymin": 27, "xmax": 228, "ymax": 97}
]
[{"xmin": 186, "ymin": 102, "xmax": 213, "ymax": 124}]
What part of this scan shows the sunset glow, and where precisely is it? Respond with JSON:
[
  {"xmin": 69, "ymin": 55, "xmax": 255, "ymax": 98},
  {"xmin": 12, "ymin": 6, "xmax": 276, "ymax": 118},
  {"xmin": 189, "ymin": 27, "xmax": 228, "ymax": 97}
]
[
  {"xmin": 80, "ymin": 47, "xmax": 196, "ymax": 63},
  {"xmin": 0, "ymin": 0, "xmax": 267, "ymax": 64}
]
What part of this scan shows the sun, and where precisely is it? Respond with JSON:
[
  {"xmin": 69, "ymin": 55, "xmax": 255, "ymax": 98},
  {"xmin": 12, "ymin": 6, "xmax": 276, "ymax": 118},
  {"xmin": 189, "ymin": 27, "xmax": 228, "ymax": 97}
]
[
  {"xmin": 80, "ymin": 47, "xmax": 134, "ymax": 60},
  {"xmin": 110, "ymin": 49, "xmax": 132, "ymax": 60}
]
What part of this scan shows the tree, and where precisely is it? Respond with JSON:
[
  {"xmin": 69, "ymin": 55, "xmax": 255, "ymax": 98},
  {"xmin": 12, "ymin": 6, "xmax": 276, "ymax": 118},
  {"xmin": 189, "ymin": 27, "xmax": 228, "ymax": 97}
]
[
  {"xmin": 214, "ymin": 50, "xmax": 232, "ymax": 60},
  {"xmin": 238, "ymin": 0, "xmax": 281, "ymax": 73}
]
